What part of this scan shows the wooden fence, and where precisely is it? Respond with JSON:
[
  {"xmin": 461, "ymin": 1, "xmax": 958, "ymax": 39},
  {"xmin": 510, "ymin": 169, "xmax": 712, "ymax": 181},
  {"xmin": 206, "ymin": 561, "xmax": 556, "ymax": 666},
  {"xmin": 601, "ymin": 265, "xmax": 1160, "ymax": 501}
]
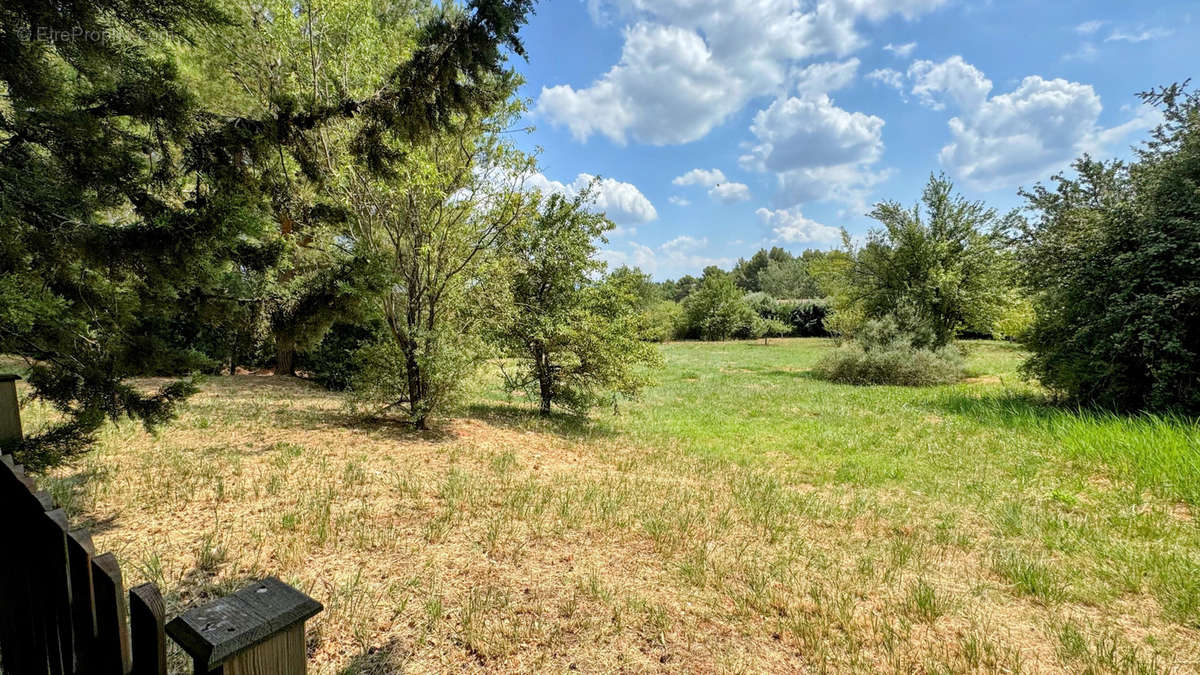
[{"xmin": 0, "ymin": 376, "xmax": 321, "ymax": 674}]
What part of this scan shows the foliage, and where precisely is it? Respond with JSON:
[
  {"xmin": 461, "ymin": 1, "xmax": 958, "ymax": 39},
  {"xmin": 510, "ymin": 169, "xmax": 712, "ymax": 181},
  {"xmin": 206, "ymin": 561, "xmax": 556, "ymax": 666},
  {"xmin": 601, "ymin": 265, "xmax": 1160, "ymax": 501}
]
[
  {"xmin": 496, "ymin": 191, "xmax": 661, "ymax": 414},
  {"xmin": 344, "ymin": 110, "xmax": 530, "ymax": 428},
  {"xmin": 1015, "ymin": 83, "xmax": 1200, "ymax": 414},
  {"xmin": 0, "ymin": 0, "xmax": 535, "ymax": 467},
  {"xmin": 681, "ymin": 273, "xmax": 757, "ymax": 340},
  {"xmin": 297, "ymin": 320, "xmax": 386, "ymax": 391},
  {"xmin": 777, "ymin": 298, "xmax": 832, "ymax": 337},
  {"xmin": 731, "ymin": 247, "xmax": 792, "ymax": 291},
  {"xmin": 636, "ymin": 301, "xmax": 686, "ymax": 342},
  {"xmin": 758, "ymin": 256, "xmax": 823, "ymax": 299},
  {"xmin": 832, "ymin": 175, "xmax": 1012, "ymax": 347},
  {"xmin": 813, "ymin": 314, "xmax": 965, "ymax": 386}
]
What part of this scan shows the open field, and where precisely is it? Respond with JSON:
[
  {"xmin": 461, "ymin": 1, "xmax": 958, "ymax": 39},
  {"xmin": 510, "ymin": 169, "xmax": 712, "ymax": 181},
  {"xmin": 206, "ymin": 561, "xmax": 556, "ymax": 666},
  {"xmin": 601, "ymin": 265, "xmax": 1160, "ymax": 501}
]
[{"xmin": 23, "ymin": 339, "xmax": 1200, "ymax": 673}]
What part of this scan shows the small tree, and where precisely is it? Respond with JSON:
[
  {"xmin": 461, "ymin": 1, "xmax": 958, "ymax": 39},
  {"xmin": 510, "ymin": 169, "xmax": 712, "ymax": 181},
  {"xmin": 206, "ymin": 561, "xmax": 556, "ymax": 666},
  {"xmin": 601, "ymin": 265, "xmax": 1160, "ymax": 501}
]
[
  {"xmin": 840, "ymin": 174, "xmax": 1011, "ymax": 347},
  {"xmin": 346, "ymin": 115, "xmax": 530, "ymax": 429},
  {"xmin": 681, "ymin": 272, "xmax": 757, "ymax": 340},
  {"xmin": 497, "ymin": 190, "xmax": 661, "ymax": 414}
]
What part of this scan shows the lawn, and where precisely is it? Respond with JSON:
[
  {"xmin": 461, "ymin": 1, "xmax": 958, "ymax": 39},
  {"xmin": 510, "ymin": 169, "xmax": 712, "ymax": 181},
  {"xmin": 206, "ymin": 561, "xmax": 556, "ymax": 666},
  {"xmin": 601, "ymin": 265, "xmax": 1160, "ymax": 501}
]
[{"xmin": 26, "ymin": 339, "xmax": 1200, "ymax": 672}]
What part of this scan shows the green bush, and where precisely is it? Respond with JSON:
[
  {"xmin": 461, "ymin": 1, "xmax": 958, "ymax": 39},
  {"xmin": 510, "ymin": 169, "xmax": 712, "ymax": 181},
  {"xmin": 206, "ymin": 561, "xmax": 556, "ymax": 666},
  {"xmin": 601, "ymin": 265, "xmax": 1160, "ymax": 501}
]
[
  {"xmin": 298, "ymin": 320, "xmax": 385, "ymax": 391},
  {"xmin": 813, "ymin": 315, "xmax": 965, "ymax": 386},
  {"xmin": 1017, "ymin": 84, "xmax": 1200, "ymax": 414},
  {"xmin": 637, "ymin": 300, "xmax": 686, "ymax": 342},
  {"xmin": 681, "ymin": 274, "xmax": 757, "ymax": 340},
  {"xmin": 778, "ymin": 298, "xmax": 830, "ymax": 337}
]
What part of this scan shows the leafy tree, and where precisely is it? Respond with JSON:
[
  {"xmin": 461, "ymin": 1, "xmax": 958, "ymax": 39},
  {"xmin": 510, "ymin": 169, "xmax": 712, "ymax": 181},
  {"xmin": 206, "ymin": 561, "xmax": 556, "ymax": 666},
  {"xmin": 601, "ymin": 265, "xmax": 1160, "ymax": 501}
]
[
  {"xmin": 759, "ymin": 257, "xmax": 822, "ymax": 299},
  {"xmin": 497, "ymin": 191, "xmax": 661, "ymax": 414},
  {"xmin": 666, "ymin": 275, "xmax": 699, "ymax": 302},
  {"xmin": 731, "ymin": 247, "xmax": 792, "ymax": 291},
  {"xmin": 682, "ymin": 273, "xmax": 756, "ymax": 340},
  {"xmin": 0, "ymin": 0, "xmax": 536, "ymax": 466},
  {"xmin": 1015, "ymin": 83, "xmax": 1200, "ymax": 413},
  {"xmin": 345, "ymin": 111, "xmax": 530, "ymax": 429},
  {"xmin": 839, "ymin": 175, "xmax": 1011, "ymax": 347}
]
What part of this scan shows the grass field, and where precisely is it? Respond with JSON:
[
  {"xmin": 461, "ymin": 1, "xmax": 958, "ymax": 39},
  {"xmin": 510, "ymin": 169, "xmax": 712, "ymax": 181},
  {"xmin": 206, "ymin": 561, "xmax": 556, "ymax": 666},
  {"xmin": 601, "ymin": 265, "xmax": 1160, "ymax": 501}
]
[{"xmin": 23, "ymin": 339, "xmax": 1200, "ymax": 672}]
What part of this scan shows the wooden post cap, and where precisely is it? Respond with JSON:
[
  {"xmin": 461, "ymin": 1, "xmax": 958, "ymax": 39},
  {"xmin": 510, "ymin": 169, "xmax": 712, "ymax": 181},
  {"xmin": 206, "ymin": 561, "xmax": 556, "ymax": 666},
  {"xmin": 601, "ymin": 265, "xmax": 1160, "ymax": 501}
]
[{"xmin": 165, "ymin": 577, "xmax": 322, "ymax": 671}]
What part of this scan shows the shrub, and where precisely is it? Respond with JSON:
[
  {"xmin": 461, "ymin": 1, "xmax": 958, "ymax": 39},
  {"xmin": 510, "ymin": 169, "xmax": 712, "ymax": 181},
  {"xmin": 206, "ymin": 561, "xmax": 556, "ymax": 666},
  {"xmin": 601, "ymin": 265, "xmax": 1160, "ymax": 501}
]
[
  {"xmin": 777, "ymin": 298, "xmax": 831, "ymax": 337},
  {"xmin": 682, "ymin": 274, "xmax": 757, "ymax": 340},
  {"xmin": 638, "ymin": 301, "xmax": 686, "ymax": 342},
  {"xmin": 1016, "ymin": 84, "xmax": 1200, "ymax": 414},
  {"xmin": 297, "ymin": 320, "xmax": 385, "ymax": 390},
  {"xmin": 813, "ymin": 315, "xmax": 965, "ymax": 386}
]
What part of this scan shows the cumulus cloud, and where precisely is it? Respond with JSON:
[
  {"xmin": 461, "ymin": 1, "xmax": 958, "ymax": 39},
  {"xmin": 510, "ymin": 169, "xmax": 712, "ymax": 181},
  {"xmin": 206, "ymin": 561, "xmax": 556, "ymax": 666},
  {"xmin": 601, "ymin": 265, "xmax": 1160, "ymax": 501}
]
[
  {"xmin": 709, "ymin": 182, "xmax": 752, "ymax": 203},
  {"xmin": 673, "ymin": 168, "xmax": 726, "ymax": 186},
  {"xmin": 896, "ymin": 56, "xmax": 1159, "ymax": 189},
  {"xmin": 538, "ymin": 0, "xmax": 949, "ymax": 145},
  {"xmin": 793, "ymin": 58, "xmax": 860, "ymax": 96},
  {"xmin": 867, "ymin": 67, "xmax": 907, "ymax": 99},
  {"xmin": 524, "ymin": 172, "xmax": 658, "ymax": 224},
  {"xmin": 673, "ymin": 167, "xmax": 751, "ymax": 203},
  {"xmin": 667, "ymin": 195, "xmax": 691, "ymax": 207},
  {"xmin": 883, "ymin": 41, "xmax": 917, "ymax": 58},
  {"xmin": 600, "ymin": 235, "xmax": 733, "ymax": 278},
  {"xmin": 756, "ymin": 207, "xmax": 841, "ymax": 244}
]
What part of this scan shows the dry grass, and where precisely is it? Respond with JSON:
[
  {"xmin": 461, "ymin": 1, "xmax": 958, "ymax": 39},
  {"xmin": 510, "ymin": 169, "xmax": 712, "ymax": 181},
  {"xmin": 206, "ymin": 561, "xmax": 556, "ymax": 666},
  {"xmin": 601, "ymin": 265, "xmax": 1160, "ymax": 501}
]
[{"xmin": 23, "ymin": 341, "xmax": 1200, "ymax": 673}]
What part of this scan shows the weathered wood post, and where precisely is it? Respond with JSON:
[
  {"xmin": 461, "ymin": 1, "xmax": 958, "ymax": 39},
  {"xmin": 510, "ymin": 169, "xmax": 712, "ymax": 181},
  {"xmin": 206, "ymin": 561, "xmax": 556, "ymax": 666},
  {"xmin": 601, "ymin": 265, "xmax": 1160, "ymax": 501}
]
[
  {"xmin": 0, "ymin": 373, "xmax": 22, "ymax": 444},
  {"xmin": 166, "ymin": 576, "xmax": 322, "ymax": 675}
]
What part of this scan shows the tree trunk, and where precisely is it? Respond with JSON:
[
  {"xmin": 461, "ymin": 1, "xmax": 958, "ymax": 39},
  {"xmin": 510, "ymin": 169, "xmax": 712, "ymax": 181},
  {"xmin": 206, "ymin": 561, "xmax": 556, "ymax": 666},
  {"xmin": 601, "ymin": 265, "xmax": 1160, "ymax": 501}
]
[
  {"xmin": 536, "ymin": 348, "xmax": 553, "ymax": 415},
  {"xmin": 274, "ymin": 336, "xmax": 296, "ymax": 377},
  {"xmin": 404, "ymin": 339, "xmax": 427, "ymax": 429}
]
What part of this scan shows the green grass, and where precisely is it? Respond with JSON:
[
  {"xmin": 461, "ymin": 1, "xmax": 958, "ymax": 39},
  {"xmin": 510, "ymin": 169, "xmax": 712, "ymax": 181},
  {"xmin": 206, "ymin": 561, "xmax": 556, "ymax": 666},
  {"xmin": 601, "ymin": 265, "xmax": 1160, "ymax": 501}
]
[{"xmin": 21, "ymin": 338, "xmax": 1200, "ymax": 672}]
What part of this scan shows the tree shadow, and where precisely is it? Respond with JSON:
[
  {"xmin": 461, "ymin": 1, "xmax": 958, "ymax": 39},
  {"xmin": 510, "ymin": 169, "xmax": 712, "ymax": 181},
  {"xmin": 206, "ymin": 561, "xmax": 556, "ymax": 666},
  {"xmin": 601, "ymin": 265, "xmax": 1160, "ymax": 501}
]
[
  {"xmin": 924, "ymin": 389, "xmax": 1067, "ymax": 426},
  {"xmin": 337, "ymin": 636, "xmax": 414, "ymax": 674},
  {"xmin": 464, "ymin": 401, "xmax": 620, "ymax": 441}
]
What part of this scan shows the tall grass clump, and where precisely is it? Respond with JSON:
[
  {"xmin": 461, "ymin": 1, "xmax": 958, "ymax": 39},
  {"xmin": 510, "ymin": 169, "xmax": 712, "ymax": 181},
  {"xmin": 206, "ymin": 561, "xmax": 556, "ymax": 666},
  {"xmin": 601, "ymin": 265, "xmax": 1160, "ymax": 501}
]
[{"xmin": 813, "ymin": 315, "xmax": 965, "ymax": 386}]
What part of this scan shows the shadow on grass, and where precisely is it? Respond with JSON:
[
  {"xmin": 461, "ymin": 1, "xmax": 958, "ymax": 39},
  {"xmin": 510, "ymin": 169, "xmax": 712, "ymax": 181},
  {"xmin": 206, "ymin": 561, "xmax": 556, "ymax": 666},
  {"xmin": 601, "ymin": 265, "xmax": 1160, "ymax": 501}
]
[
  {"xmin": 338, "ymin": 637, "xmax": 413, "ymax": 674},
  {"xmin": 924, "ymin": 389, "xmax": 1063, "ymax": 427},
  {"xmin": 464, "ymin": 402, "xmax": 619, "ymax": 440}
]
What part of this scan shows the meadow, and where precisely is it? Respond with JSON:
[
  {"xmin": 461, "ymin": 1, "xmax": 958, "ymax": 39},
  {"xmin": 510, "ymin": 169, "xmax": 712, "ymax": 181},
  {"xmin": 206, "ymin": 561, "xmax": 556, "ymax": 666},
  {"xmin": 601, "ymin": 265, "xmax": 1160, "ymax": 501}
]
[{"xmin": 27, "ymin": 339, "xmax": 1200, "ymax": 673}]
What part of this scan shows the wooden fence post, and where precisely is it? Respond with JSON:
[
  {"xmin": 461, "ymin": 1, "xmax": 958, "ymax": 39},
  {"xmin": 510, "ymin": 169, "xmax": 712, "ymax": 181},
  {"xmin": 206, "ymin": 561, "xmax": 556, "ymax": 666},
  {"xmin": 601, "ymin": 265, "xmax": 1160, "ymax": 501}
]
[
  {"xmin": 166, "ymin": 577, "xmax": 322, "ymax": 675},
  {"xmin": 0, "ymin": 374, "xmax": 20, "ymax": 444}
]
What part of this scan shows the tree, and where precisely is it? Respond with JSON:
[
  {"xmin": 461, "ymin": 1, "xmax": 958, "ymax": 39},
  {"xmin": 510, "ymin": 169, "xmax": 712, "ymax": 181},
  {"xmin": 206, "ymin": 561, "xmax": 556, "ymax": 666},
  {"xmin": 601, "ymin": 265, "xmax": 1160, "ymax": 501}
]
[
  {"xmin": 731, "ymin": 247, "xmax": 792, "ymax": 291},
  {"xmin": 682, "ymin": 273, "xmax": 756, "ymax": 341},
  {"xmin": 345, "ymin": 110, "xmax": 530, "ymax": 429},
  {"xmin": 0, "ymin": 0, "xmax": 536, "ymax": 467},
  {"xmin": 1015, "ymin": 83, "xmax": 1200, "ymax": 413},
  {"xmin": 758, "ymin": 257, "xmax": 821, "ymax": 299},
  {"xmin": 497, "ymin": 191, "xmax": 661, "ymax": 414},
  {"xmin": 840, "ymin": 175, "xmax": 1011, "ymax": 347}
]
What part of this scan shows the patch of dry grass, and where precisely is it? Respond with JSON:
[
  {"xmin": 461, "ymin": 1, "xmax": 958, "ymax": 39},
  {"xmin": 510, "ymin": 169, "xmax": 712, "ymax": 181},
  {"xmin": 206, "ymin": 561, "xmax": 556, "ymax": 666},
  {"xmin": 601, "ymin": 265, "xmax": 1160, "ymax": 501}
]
[{"xmin": 22, "ymin": 341, "xmax": 1200, "ymax": 673}]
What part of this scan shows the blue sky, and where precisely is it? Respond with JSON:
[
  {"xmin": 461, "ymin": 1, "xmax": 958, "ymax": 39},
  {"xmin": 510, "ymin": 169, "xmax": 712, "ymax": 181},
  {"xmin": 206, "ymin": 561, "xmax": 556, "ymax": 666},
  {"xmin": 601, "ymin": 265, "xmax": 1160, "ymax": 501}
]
[{"xmin": 506, "ymin": 0, "xmax": 1196, "ymax": 280}]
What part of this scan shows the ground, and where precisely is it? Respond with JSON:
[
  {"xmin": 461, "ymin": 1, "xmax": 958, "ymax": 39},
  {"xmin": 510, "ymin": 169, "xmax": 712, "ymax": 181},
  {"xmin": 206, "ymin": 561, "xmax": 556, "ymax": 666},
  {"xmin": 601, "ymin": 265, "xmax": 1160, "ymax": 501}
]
[{"xmin": 23, "ymin": 339, "xmax": 1200, "ymax": 673}]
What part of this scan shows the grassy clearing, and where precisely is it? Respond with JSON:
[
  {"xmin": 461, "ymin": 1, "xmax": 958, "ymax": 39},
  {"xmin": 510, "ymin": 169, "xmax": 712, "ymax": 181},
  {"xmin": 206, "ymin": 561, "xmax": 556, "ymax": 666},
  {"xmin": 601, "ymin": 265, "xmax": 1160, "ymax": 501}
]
[{"xmin": 20, "ymin": 339, "xmax": 1200, "ymax": 672}]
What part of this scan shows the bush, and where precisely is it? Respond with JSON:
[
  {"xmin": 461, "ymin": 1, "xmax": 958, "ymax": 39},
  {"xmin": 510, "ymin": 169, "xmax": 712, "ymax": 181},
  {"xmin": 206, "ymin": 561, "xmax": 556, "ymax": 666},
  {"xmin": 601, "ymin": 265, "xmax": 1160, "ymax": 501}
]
[
  {"xmin": 813, "ymin": 315, "xmax": 965, "ymax": 386},
  {"xmin": 777, "ymin": 298, "xmax": 831, "ymax": 337},
  {"xmin": 637, "ymin": 300, "xmax": 685, "ymax": 342},
  {"xmin": 682, "ymin": 274, "xmax": 757, "ymax": 340},
  {"xmin": 297, "ymin": 320, "xmax": 385, "ymax": 390},
  {"xmin": 1016, "ymin": 84, "xmax": 1200, "ymax": 413}
]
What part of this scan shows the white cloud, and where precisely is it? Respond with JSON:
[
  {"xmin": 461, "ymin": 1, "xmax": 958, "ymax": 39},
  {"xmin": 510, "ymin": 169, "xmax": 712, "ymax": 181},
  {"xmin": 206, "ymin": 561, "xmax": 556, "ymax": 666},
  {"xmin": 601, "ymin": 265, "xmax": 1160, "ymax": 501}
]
[
  {"xmin": 600, "ymin": 235, "xmax": 734, "ymax": 278},
  {"xmin": 883, "ymin": 41, "xmax": 917, "ymax": 58},
  {"xmin": 740, "ymin": 90, "xmax": 886, "ymax": 208},
  {"xmin": 901, "ymin": 56, "xmax": 1159, "ymax": 189},
  {"xmin": 673, "ymin": 168, "xmax": 726, "ymax": 187},
  {"xmin": 756, "ymin": 207, "xmax": 841, "ymax": 244},
  {"xmin": 793, "ymin": 58, "xmax": 860, "ymax": 97},
  {"xmin": 908, "ymin": 56, "xmax": 992, "ymax": 111},
  {"xmin": 674, "ymin": 167, "xmax": 751, "ymax": 203},
  {"xmin": 742, "ymin": 95, "xmax": 883, "ymax": 173},
  {"xmin": 667, "ymin": 195, "xmax": 691, "ymax": 207},
  {"xmin": 524, "ymin": 172, "xmax": 658, "ymax": 224},
  {"xmin": 539, "ymin": 0, "xmax": 949, "ymax": 146},
  {"xmin": 1075, "ymin": 20, "xmax": 1104, "ymax": 35},
  {"xmin": 709, "ymin": 182, "xmax": 752, "ymax": 203},
  {"xmin": 1063, "ymin": 42, "xmax": 1100, "ymax": 62},
  {"xmin": 1106, "ymin": 27, "xmax": 1171, "ymax": 43},
  {"xmin": 867, "ymin": 67, "xmax": 906, "ymax": 99}
]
